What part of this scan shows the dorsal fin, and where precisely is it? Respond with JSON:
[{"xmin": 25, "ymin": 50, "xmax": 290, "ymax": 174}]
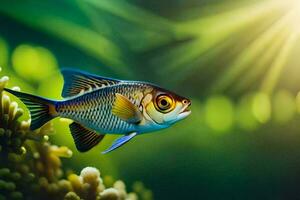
[
  {"xmin": 61, "ymin": 69, "xmax": 120, "ymax": 98},
  {"xmin": 69, "ymin": 122, "xmax": 105, "ymax": 152}
]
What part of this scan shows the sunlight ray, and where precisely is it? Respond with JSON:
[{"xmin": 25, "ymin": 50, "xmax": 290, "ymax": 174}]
[
  {"xmin": 157, "ymin": 0, "xmax": 289, "ymax": 76},
  {"xmin": 211, "ymin": 8, "xmax": 297, "ymax": 93},
  {"xmin": 232, "ymin": 31, "xmax": 287, "ymax": 93},
  {"xmin": 260, "ymin": 31, "xmax": 300, "ymax": 94},
  {"xmin": 177, "ymin": 0, "xmax": 288, "ymax": 36}
]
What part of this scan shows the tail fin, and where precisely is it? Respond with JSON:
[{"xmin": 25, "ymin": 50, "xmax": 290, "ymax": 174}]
[{"xmin": 4, "ymin": 88, "xmax": 58, "ymax": 130}]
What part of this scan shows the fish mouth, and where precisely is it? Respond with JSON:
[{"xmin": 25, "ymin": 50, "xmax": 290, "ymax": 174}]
[
  {"xmin": 181, "ymin": 107, "xmax": 190, "ymax": 113},
  {"xmin": 179, "ymin": 102, "xmax": 191, "ymax": 114},
  {"xmin": 178, "ymin": 103, "xmax": 192, "ymax": 119}
]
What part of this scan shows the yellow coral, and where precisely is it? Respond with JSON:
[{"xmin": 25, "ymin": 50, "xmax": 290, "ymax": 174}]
[
  {"xmin": 100, "ymin": 188, "xmax": 120, "ymax": 200},
  {"xmin": 64, "ymin": 192, "xmax": 80, "ymax": 200}
]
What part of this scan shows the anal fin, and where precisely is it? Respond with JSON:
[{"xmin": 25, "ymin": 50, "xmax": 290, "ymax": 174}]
[{"xmin": 69, "ymin": 122, "xmax": 104, "ymax": 152}]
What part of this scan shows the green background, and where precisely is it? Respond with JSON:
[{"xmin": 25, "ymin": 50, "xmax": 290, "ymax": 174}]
[{"xmin": 1, "ymin": 0, "xmax": 300, "ymax": 199}]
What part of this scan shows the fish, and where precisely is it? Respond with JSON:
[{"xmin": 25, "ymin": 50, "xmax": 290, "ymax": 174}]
[{"xmin": 4, "ymin": 69, "xmax": 191, "ymax": 154}]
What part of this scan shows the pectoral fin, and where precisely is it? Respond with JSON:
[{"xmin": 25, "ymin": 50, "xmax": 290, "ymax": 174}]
[
  {"xmin": 102, "ymin": 132, "xmax": 137, "ymax": 154},
  {"xmin": 69, "ymin": 122, "xmax": 105, "ymax": 152},
  {"xmin": 112, "ymin": 93, "xmax": 142, "ymax": 124}
]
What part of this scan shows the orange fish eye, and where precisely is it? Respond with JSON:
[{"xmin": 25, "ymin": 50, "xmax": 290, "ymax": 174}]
[{"xmin": 154, "ymin": 94, "xmax": 175, "ymax": 113}]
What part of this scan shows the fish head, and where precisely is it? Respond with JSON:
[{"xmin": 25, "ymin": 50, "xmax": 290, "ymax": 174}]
[{"xmin": 141, "ymin": 86, "xmax": 191, "ymax": 126}]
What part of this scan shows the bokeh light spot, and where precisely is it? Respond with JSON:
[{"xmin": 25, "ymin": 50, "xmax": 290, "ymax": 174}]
[
  {"xmin": 12, "ymin": 44, "xmax": 58, "ymax": 82},
  {"xmin": 204, "ymin": 96, "xmax": 234, "ymax": 132},
  {"xmin": 273, "ymin": 90, "xmax": 296, "ymax": 124},
  {"xmin": 236, "ymin": 94, "xmax": 259, "ymax": 131},
  {"xmin": 252, "ymin": 92, "xmax": 271, "ymax": 123},
  {"xmin": 37, "ymin": 72, "xmax": 63, "ymax": 99}
]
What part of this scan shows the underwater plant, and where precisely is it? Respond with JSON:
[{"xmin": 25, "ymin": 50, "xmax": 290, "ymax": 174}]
[{"xmin": 0, "ymin": 68, "xmax": 152, "ymax": 200}]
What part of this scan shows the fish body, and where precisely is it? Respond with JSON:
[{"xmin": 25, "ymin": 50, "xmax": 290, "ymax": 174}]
[
  {"xmin": 4, "ymin": 69, "xmax": 191, "ymax": 153},
  {"xmin": 57, "ymin": 82, "xmax": 153, "ymax": 134}
]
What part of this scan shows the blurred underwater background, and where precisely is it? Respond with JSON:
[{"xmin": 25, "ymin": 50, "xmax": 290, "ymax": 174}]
[{"xmin": 1, "ymin": 0, "xmax": 300, "ymax": 199}]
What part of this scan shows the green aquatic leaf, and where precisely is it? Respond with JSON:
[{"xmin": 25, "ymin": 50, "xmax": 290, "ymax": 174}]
[{"xmin": 0, "ymin": 0, "xmax": 130, "ymax": 76}]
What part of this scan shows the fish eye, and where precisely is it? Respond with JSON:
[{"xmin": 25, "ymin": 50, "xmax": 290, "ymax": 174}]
[{"xmin": 155, "ymin": 94, "xmax": 174, "ymax": 113}]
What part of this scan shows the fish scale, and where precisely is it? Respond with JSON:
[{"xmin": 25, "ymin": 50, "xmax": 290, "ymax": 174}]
[{"xmin": 56, "ymin": 83, "xmax": 149, "ymax": 134}]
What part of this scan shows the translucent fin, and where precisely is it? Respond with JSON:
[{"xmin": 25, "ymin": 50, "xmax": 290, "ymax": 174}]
[
  {"xmin": 112, "ymin": 93, "xmax": 142, "ymax": 124},
  {"xmin": 102, "ymin": 132, "xmax": 137, "ymax": 154},
  {"xmin": 4, "ymin": 88, "xmax": 57, "ymax": 130},
  {"xmin": 61, "ymin": 68, "xmax": 120, "ymax": 97},
  {"xmin": 69, "ymin": 122, "xmax": 105, "ymax": 152}
]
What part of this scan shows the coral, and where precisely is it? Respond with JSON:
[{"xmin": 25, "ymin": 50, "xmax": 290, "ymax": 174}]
[{"xmin": 0, "ymin": 68, "xmax": 152, "ymax": 200}]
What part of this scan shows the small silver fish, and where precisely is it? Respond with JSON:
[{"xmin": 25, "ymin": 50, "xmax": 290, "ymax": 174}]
[{"xmin": 4, "ymin": 69, "xmax": 191, "ymax": 153}]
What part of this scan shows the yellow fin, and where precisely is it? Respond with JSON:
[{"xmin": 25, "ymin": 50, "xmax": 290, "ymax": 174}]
[{"xmin": 112, "ymin": 93, "xmax": 142, "ymax": 123}]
